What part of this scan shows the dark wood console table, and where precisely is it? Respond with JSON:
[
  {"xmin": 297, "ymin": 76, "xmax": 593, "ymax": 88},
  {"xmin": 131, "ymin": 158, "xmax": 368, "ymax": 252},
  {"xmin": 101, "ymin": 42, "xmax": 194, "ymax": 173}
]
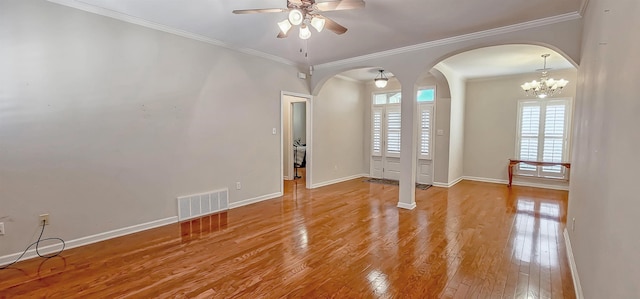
[{"xmin": 508, "ymin": 159, "xmax": 571, "ymax": 187}]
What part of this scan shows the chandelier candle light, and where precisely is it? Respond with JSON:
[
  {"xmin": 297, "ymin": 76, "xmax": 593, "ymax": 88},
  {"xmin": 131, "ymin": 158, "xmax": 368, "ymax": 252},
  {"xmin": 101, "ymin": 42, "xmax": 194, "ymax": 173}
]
[{"xmin": 521, "ymin": 54, "xmax": 569, "ymax": 99}]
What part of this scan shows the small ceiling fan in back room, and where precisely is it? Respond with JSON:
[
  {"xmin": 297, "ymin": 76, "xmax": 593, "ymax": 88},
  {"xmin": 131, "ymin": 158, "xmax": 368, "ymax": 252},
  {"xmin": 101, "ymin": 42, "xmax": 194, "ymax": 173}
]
[{"xmin": 233, "ymin": 0, "xmax": 365, "ymax": 40}]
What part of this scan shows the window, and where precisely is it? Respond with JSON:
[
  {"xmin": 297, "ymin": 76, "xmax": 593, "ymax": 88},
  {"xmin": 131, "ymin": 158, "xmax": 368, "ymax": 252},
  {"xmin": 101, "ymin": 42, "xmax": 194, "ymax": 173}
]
[
  {"xmin": 417, "ymin": 87, "xmax": 435, "ymax": 159},
  {"xmin": 371, "ymin": 89, "xmax": 434, "ymax": 160},
  {"xmin": 417, "ymin": 88, "xmax": 435, "ymax": 102},
  {"xmin": 371, "ymin": 107, "xmax": 383, "ymax": 156},
  {"xmin": 418, "ymin": 104, "xmax": 433, "ymax": 159},
  {"xmin": 385, "ymin": 106, "xmax": 401, "ymax": 157},
  {"xmin": 372, "ymin": 91, "xmax": 401, "ymax": 105},
  {"xmin": 516, "ymin": 98, "xmax": 571, "ymax": 178}
]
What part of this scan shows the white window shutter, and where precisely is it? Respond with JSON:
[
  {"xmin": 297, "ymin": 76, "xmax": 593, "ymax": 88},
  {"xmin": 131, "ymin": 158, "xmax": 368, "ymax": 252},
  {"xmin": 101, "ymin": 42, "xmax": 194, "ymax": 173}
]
[
  {"xmin": 385, "ymin": 106, "xmax": 401, "ymax": 157},
  {"xmin": 541, "ymin": 101, "xmax": 568, "ymax": 177},
  {"xmin": 418, "ymin": 104, "xmax": 433, "ymax": 159},
  {"xmin": 518, "ymin": 103, "xmax": 541, "ymax": 173},
  {"xmin": 515, "ymin": 99, "xmax": 571, "ymax": 179},
  {"xmin": 371, "ymin": 107, "xmax": 383, "ymax": 156}
]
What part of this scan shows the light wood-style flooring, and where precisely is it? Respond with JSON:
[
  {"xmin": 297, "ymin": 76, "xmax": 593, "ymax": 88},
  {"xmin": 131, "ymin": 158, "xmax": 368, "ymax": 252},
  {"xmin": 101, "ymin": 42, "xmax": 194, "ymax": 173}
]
[{"xmin": 0, "ymin": 178, "xmax": 575, "ymax": 298}]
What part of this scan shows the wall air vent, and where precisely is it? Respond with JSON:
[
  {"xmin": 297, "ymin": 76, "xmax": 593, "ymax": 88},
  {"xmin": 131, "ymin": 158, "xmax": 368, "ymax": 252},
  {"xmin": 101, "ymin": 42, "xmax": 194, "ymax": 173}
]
[{"xmin": 177, "ymin": 188, "xmax": 229, "ymax": 221}]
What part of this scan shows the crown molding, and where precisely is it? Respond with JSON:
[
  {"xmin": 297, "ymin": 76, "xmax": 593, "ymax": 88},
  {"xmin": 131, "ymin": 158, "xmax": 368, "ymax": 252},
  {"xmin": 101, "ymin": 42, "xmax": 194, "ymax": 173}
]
[
  {"xmin": 579, "ymin": 0, "xmax": 591, "ymax": 16},
  {"xmin": 47, "ymin": 0, "xmax": 297, "ymax": 67},
  {"xmin": 315, "ymin": 12, "xmax": 582, "ymax": 70},
  {"xmin": 334, "ymin": 74, "xmax": 362, "ymax": 83}
]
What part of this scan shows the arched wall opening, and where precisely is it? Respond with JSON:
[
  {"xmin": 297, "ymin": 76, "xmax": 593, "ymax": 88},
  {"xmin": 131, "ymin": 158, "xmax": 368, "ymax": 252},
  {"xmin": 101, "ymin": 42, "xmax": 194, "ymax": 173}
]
[
  {"xmin": 417, "ymin": 43, "xmax": 578, "ymax": 189},
  {"xmin": 307, "ymin": 15, "xmax": 584, "ymax": 206},
  {"xmin": 308, "ymin": 67, "xmax": 402, "ymax": 188}
]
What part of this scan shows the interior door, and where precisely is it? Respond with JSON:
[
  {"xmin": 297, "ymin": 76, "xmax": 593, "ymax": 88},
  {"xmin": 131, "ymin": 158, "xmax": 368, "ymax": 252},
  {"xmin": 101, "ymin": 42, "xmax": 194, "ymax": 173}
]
[{"xmin": 416, "ymin": 103, "xmax": 434, "ymax": 184}]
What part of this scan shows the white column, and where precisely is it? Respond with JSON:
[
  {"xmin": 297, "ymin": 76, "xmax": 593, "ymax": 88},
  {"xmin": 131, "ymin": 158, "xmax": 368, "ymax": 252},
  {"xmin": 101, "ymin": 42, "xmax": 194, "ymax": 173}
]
[{"xmin": 397, "ymin": 79, "xmax": 418, "ymax": 210}]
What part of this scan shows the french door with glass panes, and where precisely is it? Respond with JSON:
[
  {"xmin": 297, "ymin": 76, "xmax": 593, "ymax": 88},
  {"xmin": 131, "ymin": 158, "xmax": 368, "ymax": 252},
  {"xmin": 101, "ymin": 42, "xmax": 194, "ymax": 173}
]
[
  {"xmin": 371, "ymin": 104, "xmax": 402, "ymax": 180},
  {"xmin": 370, "ymin": 88, "xmax": 435, "ymax": 184}
]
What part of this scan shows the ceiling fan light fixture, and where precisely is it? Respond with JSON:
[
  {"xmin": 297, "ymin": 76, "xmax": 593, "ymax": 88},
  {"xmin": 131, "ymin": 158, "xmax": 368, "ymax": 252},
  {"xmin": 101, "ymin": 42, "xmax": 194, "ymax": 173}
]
[
  {"xmin": 374, "ymin": 70, "xmax": 388, "ymax": 88},
  {"xmin": 277, "ymin": 19, "xmax": 292, "ymax": 35},
  {"xmin": 299, "ymin": 24, "xmax": 311, "ymax": 40},
  {"xmin": 288, "ymin": 9, "xmax": 304, "ymax": 26},
  {"xmin": 310, "ymin": 16, "xmax": 326, "ymax": 32}
]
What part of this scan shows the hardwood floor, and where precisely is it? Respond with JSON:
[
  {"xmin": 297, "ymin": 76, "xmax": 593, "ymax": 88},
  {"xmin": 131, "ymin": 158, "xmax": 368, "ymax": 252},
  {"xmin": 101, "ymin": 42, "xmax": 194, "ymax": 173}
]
[{"xmin": 0, "ymin": 179, "xmax": 575, "ymax": 298}]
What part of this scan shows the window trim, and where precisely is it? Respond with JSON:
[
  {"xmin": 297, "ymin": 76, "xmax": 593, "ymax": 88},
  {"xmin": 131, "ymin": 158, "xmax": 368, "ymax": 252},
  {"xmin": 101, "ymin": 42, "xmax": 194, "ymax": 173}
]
[{"xmin": 515, "ymin": 97, "xmax": 572, "ymax": 179}]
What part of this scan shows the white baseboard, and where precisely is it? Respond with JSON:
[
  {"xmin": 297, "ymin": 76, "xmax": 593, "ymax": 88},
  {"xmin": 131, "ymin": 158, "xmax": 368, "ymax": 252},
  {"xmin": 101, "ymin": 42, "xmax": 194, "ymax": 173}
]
[
  {"xmin": 310, "ymin": 173, "xmax": 368, "ymax": 189},
  {"xmin": 1, "ymin": 191, "xmax": 287, "ymax": 267},
  {"xmin": 462, "ymin": 176, "xmax": 570, "ymax": 191},
  {"xmin": 229, "ymin": 192, "xmax": 282, "ymax": 209},
  {"xmin": 432, "ymin": 176, "xmax": 463, "ymax": 188},
  {"xmin": 397, "ymin": 202, "xmax": 417, "ymax": 210},
  {"xmin": 0, "ymin": 216, "xmax": 177, "ymax": 267},
  {"xmin": 462, "ymin": 176, "xmax": 506, "ymax": 185},
  {"xmin": 564, "ymin": 228, "xmax": 584, "ymax": 299}
]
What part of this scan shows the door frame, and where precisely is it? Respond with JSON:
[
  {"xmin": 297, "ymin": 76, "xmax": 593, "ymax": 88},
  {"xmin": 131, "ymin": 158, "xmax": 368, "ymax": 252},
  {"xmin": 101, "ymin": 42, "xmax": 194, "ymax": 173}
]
[
  {"xmin": 369, "ymin": 87, "xmax": 437, "ymax": 184},
  {"xmin": 281, "ymin": 91, "xmax": 313, "ymax": 193}
]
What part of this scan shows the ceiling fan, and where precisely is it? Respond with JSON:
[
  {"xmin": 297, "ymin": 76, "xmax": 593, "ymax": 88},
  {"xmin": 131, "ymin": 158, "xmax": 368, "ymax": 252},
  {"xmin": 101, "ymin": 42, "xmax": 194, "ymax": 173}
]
[{"xmin": 232, "ymin": 0, "xmax": 365, "ymax": 39}]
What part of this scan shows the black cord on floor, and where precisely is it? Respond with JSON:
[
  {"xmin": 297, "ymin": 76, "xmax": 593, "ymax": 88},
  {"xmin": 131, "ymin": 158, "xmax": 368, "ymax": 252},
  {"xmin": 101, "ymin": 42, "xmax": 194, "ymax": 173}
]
[{"xmin": 0, "ymin": 220, "xmax": 66, "ymax": 270}]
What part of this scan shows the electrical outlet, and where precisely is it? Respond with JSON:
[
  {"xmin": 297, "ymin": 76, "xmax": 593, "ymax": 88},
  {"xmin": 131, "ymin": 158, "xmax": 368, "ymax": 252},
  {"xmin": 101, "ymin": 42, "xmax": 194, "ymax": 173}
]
[
  {"xmin": 39, "ymin": 214, "xmax": 50, "ymax": 226},
  {"xmin": 236, "ymin": 182, "xmax": 241, "ymax": 190},
  {"xmin": 0, "ymin": 222, "xmax": 5, "ymax": 235}
]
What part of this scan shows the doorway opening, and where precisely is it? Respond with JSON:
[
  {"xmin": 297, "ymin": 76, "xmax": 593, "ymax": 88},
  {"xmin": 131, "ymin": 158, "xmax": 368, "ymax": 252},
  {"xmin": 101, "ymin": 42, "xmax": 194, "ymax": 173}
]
[{"xmin": 281, "ymin": 92, "xmax": 312, "ymax": 194}]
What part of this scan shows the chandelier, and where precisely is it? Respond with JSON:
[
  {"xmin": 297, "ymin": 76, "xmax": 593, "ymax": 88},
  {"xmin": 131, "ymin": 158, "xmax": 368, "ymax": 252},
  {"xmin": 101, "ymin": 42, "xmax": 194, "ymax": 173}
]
[
  {"xmin": 521, "ymin": 54, "xmax": 569, "ymax": 99},
  {"xmin": 374, "ymin": 70, "xmax": 388, "ymax": 88}
]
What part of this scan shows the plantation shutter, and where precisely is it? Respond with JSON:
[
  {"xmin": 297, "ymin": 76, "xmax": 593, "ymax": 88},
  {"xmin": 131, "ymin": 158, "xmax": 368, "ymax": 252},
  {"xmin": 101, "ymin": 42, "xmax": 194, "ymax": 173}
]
[
  {"xmin": 518, "ymin": 103, "xmax": 540, "ymax": 173},
  {"xmin": 516, "ymin": 99, "xmax": 570, "ymax": 179},
  {"xmin": 385, "ymin": 106, "xmax": 401, "ymax": 157},
  {"xmin": 371, "ymin": 107, "xmax": 383, "ymax": 156},
  {"xmin": 418, "ymin": 104, "xmax": 433, "ymax": 159},
  {"xmin": 541, "ymin": 100, "xmax": 568, "ymax": 177}
]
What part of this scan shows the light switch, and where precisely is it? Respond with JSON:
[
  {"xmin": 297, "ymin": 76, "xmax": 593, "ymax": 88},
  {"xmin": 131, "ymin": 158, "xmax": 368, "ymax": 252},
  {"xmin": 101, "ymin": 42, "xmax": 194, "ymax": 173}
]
[
  {"xmin": 437, "ymin": 129, "xmax": 444, "ymax": 136},
  {"xmin": 272, "ymin": 128, "xmax": 277, "ymax": 135}
]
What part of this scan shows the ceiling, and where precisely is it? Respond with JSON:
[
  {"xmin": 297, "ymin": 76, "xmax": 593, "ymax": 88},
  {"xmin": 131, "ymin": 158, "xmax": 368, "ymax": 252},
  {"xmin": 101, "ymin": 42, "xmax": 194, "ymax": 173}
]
[
  {"xmin": 62, "ymin": 0, "xmax": 583, "ymax": 66},
  {"xmin": 338, "ymin": 44, "xmax": 576, "ymax": 82}
]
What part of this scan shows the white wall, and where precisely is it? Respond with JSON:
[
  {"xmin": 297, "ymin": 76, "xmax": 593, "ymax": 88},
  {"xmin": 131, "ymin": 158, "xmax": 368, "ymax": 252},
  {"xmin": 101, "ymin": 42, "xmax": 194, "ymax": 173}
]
[
  {"xmin": 0, "ymin": 0, "xmax": 307, "ymax": 257},
  {"xmin": 436, "ymin": 63, "xmax": 467, "ymax": 183},
  {"xmin": 312, "ymin": 76, "xmax": 366, "ymax": 185},
  {"xmin": 292, "ymin": 103, "xmax": 306, "ymax": 144},
  {"xmin": 464, "ymin": 69, "xmax": 577, "ymax": 187},
  {"xmin": 567, "ymin": 0, "xmax": 640, "ymax": 297}
]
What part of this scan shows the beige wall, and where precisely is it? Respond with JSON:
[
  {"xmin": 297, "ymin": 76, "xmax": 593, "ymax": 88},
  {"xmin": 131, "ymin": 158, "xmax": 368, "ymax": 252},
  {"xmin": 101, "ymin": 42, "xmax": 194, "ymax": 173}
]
[
  {"xmin": 568, "ymin": 0, "xmax": 640, "ymax": 297},
  {"xmin": 0, "ymin": 0, "xmax": 308, "ymax": 257},
  {"xmin": 436, "ymin": 63, "xmax": 467, "ymax": 183},
  {"xmin": 292, "ymin": 103, "xmax": 306, "ymax": 144},
  {"xmin": 312, "ymin": 76, "xmax": 366, "ymax": 185},
  {"xmin": 464, "ymin": 69, "xmax": 577, "ymax": 187}
]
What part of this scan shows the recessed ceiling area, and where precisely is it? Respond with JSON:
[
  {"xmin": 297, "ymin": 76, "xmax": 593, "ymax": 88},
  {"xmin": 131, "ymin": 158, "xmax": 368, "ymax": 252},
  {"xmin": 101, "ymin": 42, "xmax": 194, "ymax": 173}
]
[
  {"xmin": 336, "ymin": 45, "xmax": 575, "ymax": 83},
  {"xmin": 439, "ymin": 44, "xmax": 575, "ymax": 79},
  {"xmin": 56, "ymin": 0, "xmax": 583, "ymax": 65}
]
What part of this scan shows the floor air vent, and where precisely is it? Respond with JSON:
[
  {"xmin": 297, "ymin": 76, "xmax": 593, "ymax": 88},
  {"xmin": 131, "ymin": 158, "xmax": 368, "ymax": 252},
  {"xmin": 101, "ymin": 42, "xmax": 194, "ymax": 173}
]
[{"xmin": 177, "ymin": 188, "xmax": 229, "ymax": 221}]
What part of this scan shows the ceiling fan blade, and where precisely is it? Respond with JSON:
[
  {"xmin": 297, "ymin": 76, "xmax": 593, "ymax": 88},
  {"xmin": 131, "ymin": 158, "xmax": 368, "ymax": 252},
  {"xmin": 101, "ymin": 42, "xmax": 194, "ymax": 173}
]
[
  {"xmin": 315, "ymin": 0, "xmax": 365, "ymax": 11},
  {"xmin": 289, "ymin": 0, "xmax": 303, "ymax": 5},
  {"xmin": 323, "ymin": 16, "xmax": 348, "ymax": 35},
  {"xmin": 232, "ymin": 8, "xmax": 288, "ymax": 14},
  {"xmin": 277, "ymin": 31, "xmax": 289, "ymax": 38}
]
